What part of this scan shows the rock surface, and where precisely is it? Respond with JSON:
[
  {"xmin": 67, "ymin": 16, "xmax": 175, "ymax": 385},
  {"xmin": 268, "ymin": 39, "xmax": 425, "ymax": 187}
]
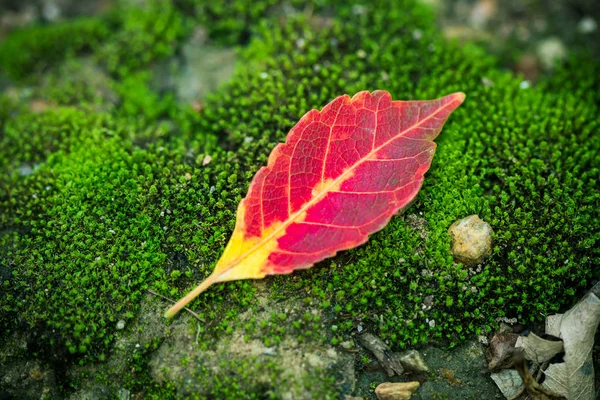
[
  {"xmin": 173, "ymin": 31, "xmax": 237, "ymax": 103},
  {"xmin": 448, "ymin": 215, "xmax": 493, "ymax": 265}
]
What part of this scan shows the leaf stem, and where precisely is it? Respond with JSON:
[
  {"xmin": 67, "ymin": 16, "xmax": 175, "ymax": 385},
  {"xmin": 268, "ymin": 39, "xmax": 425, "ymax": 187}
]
[{"xmin": 164, "ymin": 273, "xmax": 218, "ymax": 318}]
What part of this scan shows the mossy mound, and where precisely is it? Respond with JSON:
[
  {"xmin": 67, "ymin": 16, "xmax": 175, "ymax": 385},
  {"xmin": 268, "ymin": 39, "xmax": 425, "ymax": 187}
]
[
  {"xmin": 0, "ymin": 17, "xmax": 109, "ymax": 81},
  {"xmin": 0, "ymin": 0, "xmax": 598, "ymax": 397}
]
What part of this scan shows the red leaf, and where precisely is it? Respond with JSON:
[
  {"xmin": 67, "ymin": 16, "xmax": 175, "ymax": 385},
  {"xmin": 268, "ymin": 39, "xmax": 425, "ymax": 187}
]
[{"xmin": 166, "ymin": 90, "xmax": 465, "ymax": 316}]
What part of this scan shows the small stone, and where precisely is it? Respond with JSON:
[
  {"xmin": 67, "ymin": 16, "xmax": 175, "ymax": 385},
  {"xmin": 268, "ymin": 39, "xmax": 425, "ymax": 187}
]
[
  {"xmin": 30, "ymin": 99, "xmax": 55, "ymax": 113},
  {"xmin": 262, "ymin": 347, "xmax": 276, "ymax": 356},
  {"xmin": 192, "ymin": 101, "xmax": 204, "ymax": 113},
  {"xmin": 116, "ymin": 320, "xmax": 126, "ymax": 330},
  {"xmin": 536, "ymin": 37, "xmax": 567, "ymax": 70},
  {"xmin": 497, "ymin": 322, "xmax": 514, "ymax": 334},
  {"xmin": 448, "ymin": 215, "xmax": 493, "ymax": 265},
  {"xmin": 423, "ymin": 295, "xmax": 434, "ymax": 307},
  {"xmin": 577, "ymin": 17, "xmax": 597, "ymax": 34},
  {"xmin": 515, "ymin": 53, "xmax": 540, "ymax": 82},
  {"xmin": 375, "ymin": 381, "xmax": 420, "ymax": 400},
  {"xmin": 519, "ymin": 80, "xmax": 531, "ymax": 90},
  {"xmin": 18, "ymin": 164, "xmax": 33, "ymax": 176},
  {"xmin": 42, "ymin": 0, "xmax": 62, "ymax": 21},
  {"xmin": 202, "ymin": 155, "xmax": 212, "ymax": 166},
  {"xmin": 189, "ymin": 26, "xmax": 208, "ymax": 45},
  {"xmin": 117, "ymin": 388, "xmax": 131, "ymax": 400},
  {"xmin": 340, "ymin": 340, "xmax": 354, "ymax": 350},
  {"xmin": 480, "ymin": 77, "xmax": 493, "ymax": 87},
  {"xmin": 469, "ymin": 0, "xmax": 496, "ymax": 29},
  {"xmin": 399, "ymin": 350, "xmax": 430, "ymax": 374},
  {"xmin": 351, "ymin": 5, "xmax": 367, "ymax": 15},
  {"xmin": 171, "ymin": 43, "xmax": 236, "ymax": 102}
]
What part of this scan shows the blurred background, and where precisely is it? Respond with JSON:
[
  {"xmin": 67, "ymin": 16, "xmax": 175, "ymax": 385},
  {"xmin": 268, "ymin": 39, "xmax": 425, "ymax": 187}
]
[{"xmin": 0, "ymin": 0, "xmax": 599, "ymax": 91}]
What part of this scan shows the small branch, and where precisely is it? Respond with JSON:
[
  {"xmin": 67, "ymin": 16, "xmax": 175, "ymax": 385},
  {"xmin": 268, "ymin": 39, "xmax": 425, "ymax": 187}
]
[
  {"xmin": 510, "ymin": 349, "xmax": 566, "ymax": 400},
  {"xmin": 535, "ymin": 361, "xmax": 549, "ymax": 381}
]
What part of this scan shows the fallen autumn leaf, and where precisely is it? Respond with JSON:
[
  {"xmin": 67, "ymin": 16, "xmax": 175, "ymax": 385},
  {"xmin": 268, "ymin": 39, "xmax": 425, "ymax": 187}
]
[{"xmin": 166, "ymin": 90, "xmax": 465, "ymax": 317}]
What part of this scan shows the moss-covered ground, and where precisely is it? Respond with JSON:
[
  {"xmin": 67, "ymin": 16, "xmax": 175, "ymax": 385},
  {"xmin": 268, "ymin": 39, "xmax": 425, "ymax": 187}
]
[{"xmin": 0, "ymin": 0, "xmax": 598, "ymax": 398}]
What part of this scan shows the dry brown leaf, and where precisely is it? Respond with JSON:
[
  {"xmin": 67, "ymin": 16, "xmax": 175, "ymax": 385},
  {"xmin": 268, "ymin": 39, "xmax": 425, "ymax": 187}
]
[
  {"xmin": 516, "ymin": 333, "xmax": 563, "ymax": 365},
  {"xmin": 541, "ymin": 293, "xmax": 600, "ymax": 400}
]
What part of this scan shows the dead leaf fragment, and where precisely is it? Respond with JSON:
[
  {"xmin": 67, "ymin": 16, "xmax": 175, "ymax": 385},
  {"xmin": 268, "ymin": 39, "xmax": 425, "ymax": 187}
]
[
  {"xmin": 541, "ymin": 293, "xmax": 600, "ymax": 400},
  {"xmin": 516, "ymin": 333, "xmax": 563, "ymax": 365},
  {"xmin": 486, "ymin": 332, "xmax": 519, "ymax": 371},
  {"xmin": 490, "ymin": 369, "xmax": 522, "ymax": 399},
  {"xmin": 375, "ymin": 381, "xmax": 420, "ymax": 400},
  {"xmin": 511, "ymin": 349, "xmax": 566, "ymax": 400}
]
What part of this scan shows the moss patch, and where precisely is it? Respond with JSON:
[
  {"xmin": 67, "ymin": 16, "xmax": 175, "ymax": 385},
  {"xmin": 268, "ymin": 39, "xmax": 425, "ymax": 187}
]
[
  {"xmin": 0, "ymin": 17, "xmax": 109, "ymax": 81},
  {"xmin": 0, "ymin": 0, "xmax": 598, "ymax": 397}
]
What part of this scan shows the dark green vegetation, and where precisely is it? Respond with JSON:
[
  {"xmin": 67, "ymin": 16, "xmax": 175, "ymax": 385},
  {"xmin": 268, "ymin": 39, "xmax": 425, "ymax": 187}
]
[{"xmin": 0, "ymin": 0, "xmax": 598, "ymax": 398}]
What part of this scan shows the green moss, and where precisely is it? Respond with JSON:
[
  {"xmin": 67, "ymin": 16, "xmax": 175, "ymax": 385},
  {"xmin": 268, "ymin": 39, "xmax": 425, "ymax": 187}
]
[
  {"xmin": 0, "ymin": 107, "xmax": 109, "ymax": 172},
  {"xmin": 97, "ymin": 0, "xmax": 191, "ymax": 76},
  {"xmin": 0, "ymin": 110, "xmax": 258, "ymax": 357},
  {"xmin": 112, "ymin": 71, "xmax": 177, "ymax": 127},
  {"xmin": 34, "ymin": 58, "xmax": 118, "ymax": 108},
  {"xmin": 0, "ymin": 95, "xmax": 23, "ymax": 129},
  {"xmin": 178, "ymin": 0, "xmax": 320, "ymax": 46},
  {"xmin": 0, "ymin": 17, "xmax": 109, "ymax": 81},
  {"xmin": 0, "ymin": 0, "xmax": 190, "ymax": 82},
  {"xmin": 0, "ymin": 0, "xmax": 599, "ymax": 396}
]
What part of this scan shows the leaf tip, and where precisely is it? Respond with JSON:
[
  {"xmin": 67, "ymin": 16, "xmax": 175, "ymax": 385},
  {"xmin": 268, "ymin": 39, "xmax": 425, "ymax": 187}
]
[{"xmin": 454, "ymin": 92, "xmax": 466, "ymax": 103}]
